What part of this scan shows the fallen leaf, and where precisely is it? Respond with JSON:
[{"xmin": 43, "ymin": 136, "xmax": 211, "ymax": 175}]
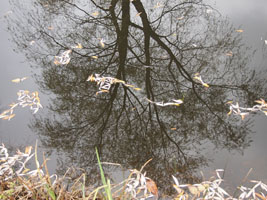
[
  {"xmin": 197, "ymin": 184, "xmax": 206, "ymax": 192},
  {"xmin": 226, "ymin": 51, "xmax": 233, "ymax": 56},
  {"xmin": 75, "ymin": 43, "xmax": 83, "ymax": 49},
  {"xmin": 171, "ymin": 128, "xmax": 177, "ymax": 130},
  {"xmin": 206, "ymin": 9, "xmax": 213, "ymax": 14},
  {"xmin": 99, "ymin": 38, "xmax": 105, "ymax": 48},
  {"xmin": 255, "ymin": 192, "xmax": 266, "ymax": 200},
  {"xmin": 154, "ymin": 3, "xmax": 163, "ymax": 8},
  {"xmin": 146, "ymin": 179, "xmax": 158, "ymax": 196},
  {"xmin": 25, "ymin": 146, "xmax": 32, "ymax": 154},
  {"xmin": 236, "ymin": 29, "xmax": 244, "ymax": 33},
  {"xmin": 136, "ymin": 12, "xmax": 142, "ymax": 17},
  {"xmin": 12, "ymin": 78, "xmax": 21, "ymax": 83},
  {"xmin": 3, "ymin": 114, "xmax": 15, "ymax": 121},
  {"xmin": 91, "ymin": 11, "xmax": 99, "ymax": 16},
  {"xmin": 91, "ymin": 55, "xmax": 98, "ymax": 59},
  {"xmin": 87, "ymin": 74, "xmax": 95, "ymax": 82},
  {"xmin": 203, "ymin": 83, "xmax": 209, "ymax": 88},
  {"xmin": 188, "ymin": 185, "xmax": 199, "ymax": 195}
]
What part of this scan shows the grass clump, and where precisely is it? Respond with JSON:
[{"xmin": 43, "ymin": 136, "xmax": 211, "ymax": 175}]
[{"xmin": 0, "ymin": 143, "xmax": 267, "ymax": 199}]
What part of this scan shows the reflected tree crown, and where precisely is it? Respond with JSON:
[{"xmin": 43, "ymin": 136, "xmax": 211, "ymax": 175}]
[{"xmin": 7, "ymin": 0, "xmax": 267, "ymax": 195}]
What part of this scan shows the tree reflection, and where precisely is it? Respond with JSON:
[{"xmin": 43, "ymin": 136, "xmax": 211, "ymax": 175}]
[{"xmin": 7, "ymin": 0, "xmax": 266, "ymax": 195}]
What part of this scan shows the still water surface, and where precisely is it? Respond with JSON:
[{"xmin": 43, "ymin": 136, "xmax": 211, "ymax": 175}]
[{"xmin": 0, "ymin": 0, "xmax": 267, "ymax": 196}]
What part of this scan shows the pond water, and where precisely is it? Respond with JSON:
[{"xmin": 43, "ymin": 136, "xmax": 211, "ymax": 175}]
[{"xmin": 1, "ymin": 0, "xmax": 267, "ymax": 197}]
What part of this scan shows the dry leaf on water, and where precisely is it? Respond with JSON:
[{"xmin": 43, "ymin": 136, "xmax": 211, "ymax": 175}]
[
  {"xmin": 146, "ymin": 179, "xmax": 158, "ymax": 196},
  {"xmin": 136, "ymin": 12, "xmax": 142, "ymax": 17},
  {"xmin": 91, "ymin": 11, "xmax": 99, "ymax": 16}
]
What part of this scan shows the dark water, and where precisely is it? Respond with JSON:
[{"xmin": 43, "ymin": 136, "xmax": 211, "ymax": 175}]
[{"xmin": 1, "ymin": 0, "xmax": 267, "ymax": 196}]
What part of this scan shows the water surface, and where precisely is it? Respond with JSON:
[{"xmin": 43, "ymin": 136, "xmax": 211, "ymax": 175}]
[{"xmin": 1, "ymin": 0, "xmax": 267, "ymax": 196}]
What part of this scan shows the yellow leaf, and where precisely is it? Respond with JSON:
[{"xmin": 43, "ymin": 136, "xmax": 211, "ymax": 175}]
[
  {"xmin": 136, "ymin": 12, "xmax": 142, "ymax": 17},
  {"xmin": 124, "ymin": 84, "xmax": 134, "ymax": 88},
  {"xmin": 12, "ymin": 78, "xmax": 21, "ymax": 83},
  {"xmin": 193, "ymin": 76, "xmax": 201, "ymax": 81},
  {"xmin": 91, "ymin": 56, "xmax": 98, "ymax": 59},
  {"xmin": 255, "ymin": 192, "xmax": 267, "ymax": 200},
  {"xmin": 203, "ymin": 83, "xmax": 209, "ymax": 88},
  {"xmin": 25, "ymin": 146, "xmax": 32, "ymax": 154},
  {"xmin": 197, "ymin": 184, "xmax": 206, "ymax": 192},
  {"xmin": 99, "ymin": 39, "xmax": 105, "ymax": 48},
  {"xmin": 22, "ymin": 168, "xmax": 30, "ymax": 174},
  {"xmin": 96, "ymin": 90, "xmax": 109, "ymax": 95},
  {"xmin": 134, "ymin": 87, "xmax": 141, "ymax": 91},
  {"xmin": 226, "ymin": 51, "xmax": 233, "ymax": 56},
  {"xmin": 1, "ymin": 109, "xmax": 11, "ymax": 116},
  {"xmin": 3, "ymin": 114, "xmax": 15, "ymax": 120},
  {"xmin": 54, "ymin": 58, "xmax": 61, "ymax": 65},
  {"xmin": 74, "ymin": 43, "xmax": 83, "ymax": 49},
  {"xmin": 87, "ymin": 74, "xmax": 95, "ymax": 82},
  {"xmin": 188, "ymin": 185, "xmax": 199, "ymax": 195},
  {"xmin": 115, "ymin": 79, "xmax": 125, "ymax": 84},
  {"xmin": 91, "ymin": 11, "xmax": 99, "ymax": 16},
  {"xmin": 146, "ymin": 179, "xmax": 158, "ymax": 196},
  {"xmin": 236, "ymin": 29, "xmax": 244, "ymax": 33},
  {"xmin": 173, "ymin": 184, "xmax": 183, "ymax": 194}
]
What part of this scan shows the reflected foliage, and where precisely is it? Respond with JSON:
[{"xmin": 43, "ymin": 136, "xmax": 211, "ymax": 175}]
[{"xmin": 7, "ymin": 0, "xmax": 267, "ymax": 195}]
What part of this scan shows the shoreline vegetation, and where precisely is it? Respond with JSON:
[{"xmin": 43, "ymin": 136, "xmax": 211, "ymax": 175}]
[{"xmin": 0, "ymin": 143, "xmax": 266, "ymax": 200}]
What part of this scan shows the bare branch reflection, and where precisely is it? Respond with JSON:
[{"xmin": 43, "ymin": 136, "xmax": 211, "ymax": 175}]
[{"xmin": 7, "ymin": 0, "xmax": 267, "ymax": 194}]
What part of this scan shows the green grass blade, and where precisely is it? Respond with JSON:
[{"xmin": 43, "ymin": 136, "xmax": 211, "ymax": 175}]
[
  {"xmin": 46, "ymin": 185, "xmax": 56, "ymax": 200},
  {"xmin": 95, "ymin": 148, "xmax": 113, "ymax": 200}
]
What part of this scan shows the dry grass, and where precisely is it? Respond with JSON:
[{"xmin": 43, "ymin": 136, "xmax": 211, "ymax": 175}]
[{"xmin": 0, "ymin": 143, "xmax": 266, "ymax": 200}]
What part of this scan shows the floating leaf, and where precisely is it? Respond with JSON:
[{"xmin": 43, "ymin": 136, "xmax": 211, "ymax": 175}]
[
  {"xmin": 154, "ymin": 3, "xmax": 163, "ymax": 8},
  {"xmin": 188, "ymin": 185, "xmax": 199, "ymax": 195},
  {"xmin": 54, "ymin": 50, "xmax": 72, "ymax": 65},
  {"xmin": 12, "ymin": 77, "xmax": 28, "ymax": 83},
  {"xmin": 194, "ymin": 73, "xmax": 209, "ymax": 88},
  {"xmin": 25, "ymin": 146, "xmax": 32, "ymax": 155},
  {"xmin": 202, "ymin": 83, "xmax": 209, "ymax": 88},
  {"xmin": 99, "ymin": 38, "xmax": 105, "ymax": 48},
  {"xmin": 91, "ymin": 11, "xmax": 99, "ymax": 16},
  {"xmin": 206, "ymin": 9, "xmax": 213, "ymax": 14},
  {"xmin": 136, "ymin": 12, "xmax": 142, "ymax": 17},
  {"xmin": 3, "ymin": 114, "xmax": 15, "ymax": 121},
  {"xmin": 29, "ymin": 41, "xmax": 35, "ymax": 45},
  {"xmin": 73, "ymin": 43, "xmax": 82, "ymax": 49},
  {"xmin": 226, "ymin": 51, "xmax": 233, "ymax": 56},
  {"xmin": 87, "ymin": 74, "xmax": 95, "ymax": 82},
  {"xmin": 197, "ymin": 184, "xmax": 206, "ymax": 192},
  {"xmin": 12, "ymin": 78, "xmax": 21, "ymax": 83}
]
